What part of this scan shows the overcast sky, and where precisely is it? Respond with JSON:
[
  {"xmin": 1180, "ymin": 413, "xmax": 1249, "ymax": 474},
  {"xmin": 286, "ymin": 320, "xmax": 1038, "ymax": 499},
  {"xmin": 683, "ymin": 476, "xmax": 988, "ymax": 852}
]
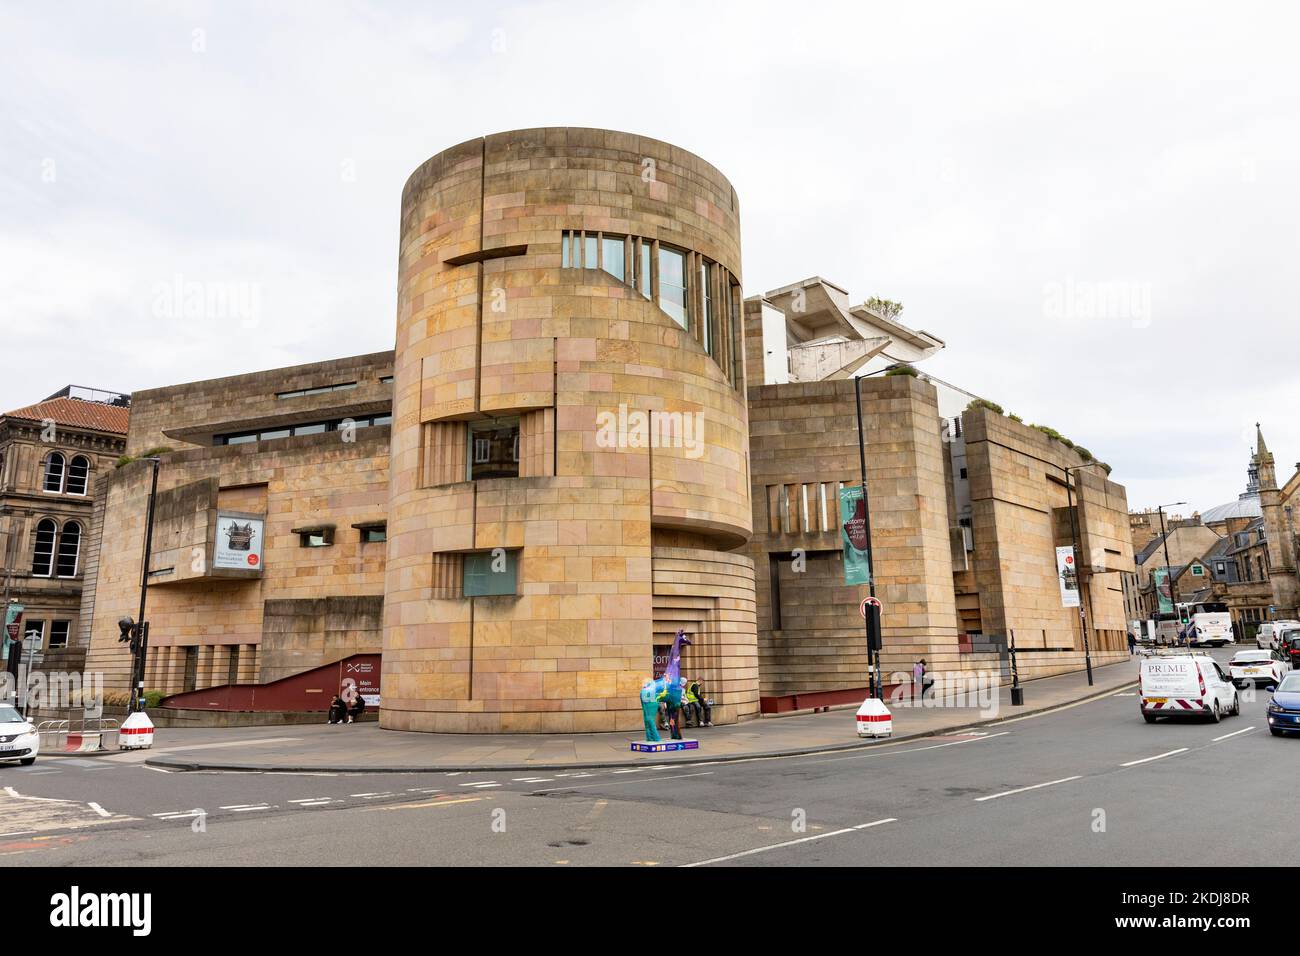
[{"xmin": 2, "ymin": 0, "xmax": 1297, "ymax": 516}]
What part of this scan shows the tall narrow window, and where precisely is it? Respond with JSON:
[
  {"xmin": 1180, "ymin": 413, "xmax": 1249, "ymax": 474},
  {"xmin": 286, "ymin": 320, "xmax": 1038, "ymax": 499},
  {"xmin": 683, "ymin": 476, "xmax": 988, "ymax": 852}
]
[
  {"xmin": 639, "ymin": 241, "xmax": 652, "ymax": 298},
  {"xmin": 561, "ymin": 230, "xmax": 571, "ymax": 267},
  {"xmin": 729, "ymin": 280, "xmax": 742, "ymax": 387},
  {"xmin": 56, "ymin": 521, "xmax": 81, "ymax": 578},
  {"xmin": 700, "ymin": 260, "xmax": 715, "ymax": 357},
  {"xmin": 43, "ymin": 453, "xmax": 65, "ymax": 493},
  {"xmin": 583, "ymin": 234, "xmax": 598, "ymax": 270},
  {"xmin": 32, "ymin": 519, "xmax": 56, "ymax": 577},
  {"xmin": 601, "ymin": 236, "xmax": 625, "ymax": 281},
  {"xmin": 66, "ymin": 455, "xmax": 90, "ymax": 495},
  {"xmin": 658, "ymin": 246, "xmax": 688, "ymax": 328}
]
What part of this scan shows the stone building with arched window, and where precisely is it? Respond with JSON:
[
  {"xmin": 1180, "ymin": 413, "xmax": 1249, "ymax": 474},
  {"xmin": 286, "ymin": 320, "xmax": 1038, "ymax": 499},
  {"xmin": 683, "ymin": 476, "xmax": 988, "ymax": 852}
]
[{"xmin": 0, "ymin": 387, "xmax": 129, "ymax": 677}]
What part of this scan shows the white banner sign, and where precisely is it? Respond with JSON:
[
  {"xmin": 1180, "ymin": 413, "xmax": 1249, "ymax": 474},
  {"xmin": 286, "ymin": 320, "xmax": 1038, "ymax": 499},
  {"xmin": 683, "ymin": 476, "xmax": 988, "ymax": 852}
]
[
  {"xmin": 1056, "ymin": 545, "xmax": 1080, "ymax": 608},
  {"xmin": 214, "ymin": 514, "xmax": 265, "ymax": 571}
]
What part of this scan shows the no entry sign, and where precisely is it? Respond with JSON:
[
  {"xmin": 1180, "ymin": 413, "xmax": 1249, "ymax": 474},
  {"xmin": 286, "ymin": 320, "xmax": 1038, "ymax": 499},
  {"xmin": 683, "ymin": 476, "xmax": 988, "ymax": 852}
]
[{"xmin": 860, "ymin": 596, "xmax": 882, "ymax": 619}]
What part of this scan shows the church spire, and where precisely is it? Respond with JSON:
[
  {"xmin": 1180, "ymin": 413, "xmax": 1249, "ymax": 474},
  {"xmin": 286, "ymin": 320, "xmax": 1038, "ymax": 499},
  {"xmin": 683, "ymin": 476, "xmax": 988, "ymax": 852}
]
[{"xmin": 1256, "ymin": 423, "xmax": 1270, "ymax": 457}]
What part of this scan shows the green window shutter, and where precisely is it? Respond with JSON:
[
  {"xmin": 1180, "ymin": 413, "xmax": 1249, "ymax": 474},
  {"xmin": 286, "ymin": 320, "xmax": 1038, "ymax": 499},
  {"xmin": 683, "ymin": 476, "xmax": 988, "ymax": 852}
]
[{"xmin": 463, "ymin": 550, "xmax": 518, "ymax": 597}]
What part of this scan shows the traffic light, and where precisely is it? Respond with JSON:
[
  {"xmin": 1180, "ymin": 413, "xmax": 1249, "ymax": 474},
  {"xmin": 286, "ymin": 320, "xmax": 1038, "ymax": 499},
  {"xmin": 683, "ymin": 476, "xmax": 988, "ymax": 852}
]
[{"xmin": 865, "ymin": 602, "xmax": 882, "ymax": 653}]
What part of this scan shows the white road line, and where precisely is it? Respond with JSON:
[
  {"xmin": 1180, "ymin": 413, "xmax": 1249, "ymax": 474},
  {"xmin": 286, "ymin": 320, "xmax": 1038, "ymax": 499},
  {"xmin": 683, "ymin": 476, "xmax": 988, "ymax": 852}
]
[
  {"xmin": 1114, "ymin": 693, "xmax": 1138, "ymax": 697},
  {"xmin": 1120, "ymin": 748, "xmax": 1188, "ymax": 768},
  {"xmin": 818, "ymin": 731, "xmax": 1011, "ymax": 764},
  {"xmin": 296, "ymin": 800, "xmax": 334, "ymax": 807},
  {"xmin": 87, "ymin": 802, "xmax": 111, "ymax": 818},
  {"xmin": 682, "ymin": 817, "xmax": 897, "ymax": 867},
  {"xmin": 511, "ymin": 777, "xmax": 553, "ymax": 783},
  {"xmin": 289, "ymin": 798, "xmax": 330, "ymax": 804},
  {"xmin": 350, "ymin": 792, "xmax": 385, "ymax": 797},
  {"xmin": 143, "ymin": 766, "xmax": 172, "ymax": 774},
  {"xmin": 531, "ymin": 772, "xmax": 713, "ymax": 794},
  {"xmin": 974, "ymin": 776, "xmax": 1082, "ymax": 802},
  {"xmin": 156, "ymin": 736, "xmax": 302, "ymax": 753},
  {"xmin": 1212, "ymin": 726, "xmax": 1256, "ymax": 742},
  {"xmin": 611, "ymin": 768, "xmax": 652, "ymax": 774},
  {"xmin": 219, "ymin": 803, "xmax": 269, "ymax": 810},
  {"xmin": 3, "ymin": 786, "xmax": 67, "ymax": 803},
  {"xmin": 231, "ymin": 805, "xmax": 274, "ymax": 812},
  {"xmin": 360, "ymin": 792, "xmax": 396, "ymax": 799},
  {"xmin": 406, "ymin": 787, "xmax": 442, "ymax": 793},
  {"xmin": 459, "ymin": 782, "xmax": 501, "ymax": 789}
]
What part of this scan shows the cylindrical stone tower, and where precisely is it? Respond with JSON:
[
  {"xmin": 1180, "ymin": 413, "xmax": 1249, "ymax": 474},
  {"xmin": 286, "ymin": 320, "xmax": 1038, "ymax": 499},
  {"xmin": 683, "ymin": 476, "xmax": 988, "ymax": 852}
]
[{"xmin": 382, "ymin": 128, "xmax": 756, "ymax": 733}]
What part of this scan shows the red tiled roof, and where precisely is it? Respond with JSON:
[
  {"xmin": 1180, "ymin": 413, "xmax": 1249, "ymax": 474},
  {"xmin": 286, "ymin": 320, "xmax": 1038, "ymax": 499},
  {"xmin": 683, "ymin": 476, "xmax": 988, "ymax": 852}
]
[{"xmin": 1, "ymin": 397, "xmax": 130, "ymax": 434}]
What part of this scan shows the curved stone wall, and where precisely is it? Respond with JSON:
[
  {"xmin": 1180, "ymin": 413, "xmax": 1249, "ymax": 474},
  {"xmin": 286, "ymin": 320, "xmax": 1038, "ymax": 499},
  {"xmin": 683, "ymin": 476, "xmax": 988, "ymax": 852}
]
[{"xmin": 383, "ymin": 128, "xmax": 757, "ymax": 732}]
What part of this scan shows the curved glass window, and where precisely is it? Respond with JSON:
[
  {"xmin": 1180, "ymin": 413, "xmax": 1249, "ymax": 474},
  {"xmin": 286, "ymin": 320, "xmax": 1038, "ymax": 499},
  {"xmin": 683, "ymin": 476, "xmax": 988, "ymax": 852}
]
[
  {"xmin": 32, "ymin": 519, "xmax": 57, "ymax": 577},
  {"xmin": 658, "ymin": 246, "xmax": 688, "ymax": 329},
  {"xmin": 66, "ymin": 455, "xmax": 90, "ymax": 495},
  {"xmin": 43, "ymin": 453, "xmax": 65, "ymax": 493},
  {"xmin": 700, "ymin": 260, "xmax": 714, "ymax": 357},
  {"xmin": 602, "ymin": 236, "xmax": 625, "ymax": 281},
  {"xmin": 56, "ymin": 521, "xmax": 81, "ymax": 577}
]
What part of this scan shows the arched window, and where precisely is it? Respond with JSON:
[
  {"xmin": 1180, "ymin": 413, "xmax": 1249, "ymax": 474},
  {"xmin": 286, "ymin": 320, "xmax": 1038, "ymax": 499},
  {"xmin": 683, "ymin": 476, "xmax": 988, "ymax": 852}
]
[
  {"xmin": 43, "ymin": 452, "xmax": 66, "ymax": 493},
  {"xmin": 56, "ymin": 521, "xmax": 82, "ymax": 578},
  {"xmin": 66, "ymin": 455, "xmax": 90, "ymax": 496},
  {"xmin": 32, "ymin": 519, "xmax": 57, "ymax": 577}
]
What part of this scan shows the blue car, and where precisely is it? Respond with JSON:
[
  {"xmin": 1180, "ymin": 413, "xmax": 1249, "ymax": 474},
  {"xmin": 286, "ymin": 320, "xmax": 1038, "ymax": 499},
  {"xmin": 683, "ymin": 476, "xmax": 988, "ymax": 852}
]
[{"xmin": 1267, "ymin": 673, "xmax": 1300, "ymax": 737}]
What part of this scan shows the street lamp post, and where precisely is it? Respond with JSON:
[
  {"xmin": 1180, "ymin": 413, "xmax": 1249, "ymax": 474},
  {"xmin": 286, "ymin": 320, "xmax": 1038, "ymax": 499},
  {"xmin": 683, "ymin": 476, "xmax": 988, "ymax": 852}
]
[
  {"xmin": 1063, "ymin": 464, "xmax": 1097, "ymax": 686},
  {"xmin": 120, "ymin": 457, "xmax": 161, "ymax": 712},
  {"xmin": 850, "ymin": 365, "xmax": 908, "ymax": 699}
]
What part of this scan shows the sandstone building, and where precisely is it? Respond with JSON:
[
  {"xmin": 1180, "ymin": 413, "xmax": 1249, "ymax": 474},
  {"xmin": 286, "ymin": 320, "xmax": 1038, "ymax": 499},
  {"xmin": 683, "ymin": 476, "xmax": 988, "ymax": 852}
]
[
  {"xmin": 77, "ymin": 127, "xmax": 1136, "ymax": 731},
  {"xmin": 1, "ymin": 387, "xmax": 129, "ymax": 677}
]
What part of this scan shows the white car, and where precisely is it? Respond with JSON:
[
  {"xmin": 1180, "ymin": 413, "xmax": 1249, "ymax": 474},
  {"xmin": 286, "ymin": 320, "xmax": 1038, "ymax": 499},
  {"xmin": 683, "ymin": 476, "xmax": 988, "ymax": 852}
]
[
  {"xmin": 1140, "ymin": 653, "xmax": 1240, "ymax": 723},
  {"xmin": 0, "ymin": 704, "xmax": 39, "ymax": 766},
  {"xmin": 1257, "ymin": 621, "xmax": 1300, "ymax": 650},
  {"xmin": 1228, "ymin": 649, "xmax": 1288, "ymax": 689}
]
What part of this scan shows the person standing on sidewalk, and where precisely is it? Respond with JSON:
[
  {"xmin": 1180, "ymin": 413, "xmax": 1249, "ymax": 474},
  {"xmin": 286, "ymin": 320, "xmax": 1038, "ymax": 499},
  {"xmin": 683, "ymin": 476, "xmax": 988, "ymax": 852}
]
[{"xmin": 913, "ymin": 659, "xmax": 925, "ymax": 702}]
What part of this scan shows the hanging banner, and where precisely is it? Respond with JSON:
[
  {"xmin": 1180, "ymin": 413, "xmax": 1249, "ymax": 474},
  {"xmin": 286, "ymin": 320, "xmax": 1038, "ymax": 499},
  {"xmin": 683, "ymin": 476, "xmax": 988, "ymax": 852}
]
[
  {"xmin": 839, "ymin": 486, "xmax": 872, "ymax": 586},
  {"xmin": 1056, "ymin": 546, "xmax": 1080, "ymax": 608},
  {"xmin": 1152, "ymin": 566, "xmax": 1173, "ymax": 615},
  {"xmin": 3, "ymin": 603, "xmax": 24, "ymax": 666}
]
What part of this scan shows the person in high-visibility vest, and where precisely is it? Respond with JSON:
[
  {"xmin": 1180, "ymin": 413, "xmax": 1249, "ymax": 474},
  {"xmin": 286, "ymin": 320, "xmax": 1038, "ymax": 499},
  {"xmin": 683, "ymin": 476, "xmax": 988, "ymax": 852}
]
[{"xmin": 682, "ymin": 677, "xmax": 700, "ymax": 728}]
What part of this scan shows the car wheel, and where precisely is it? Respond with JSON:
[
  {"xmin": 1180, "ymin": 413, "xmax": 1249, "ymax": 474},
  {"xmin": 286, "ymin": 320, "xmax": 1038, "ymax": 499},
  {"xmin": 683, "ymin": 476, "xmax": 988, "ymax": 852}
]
[
  {"xmin": 1143, "ymin": 713, "xmax": 1158, "ymax": 724},
  {"xmin": 19, "ymin": 757, "xmax": 35, "ymax": 766},
  {"xmin": 1209, "ymin": 700, "xmax": 1221, "ymax": 723},
  {"xmin": 1231, "ymin": 693, "xmax": 1240, "ymax": 716}
]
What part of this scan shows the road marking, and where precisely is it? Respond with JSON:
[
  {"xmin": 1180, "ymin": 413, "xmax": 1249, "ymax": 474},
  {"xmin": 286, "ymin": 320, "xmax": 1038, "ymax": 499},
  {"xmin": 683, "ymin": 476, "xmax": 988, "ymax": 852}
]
[
  {"xmin": 296, "ymin": 800, "xmax": 334, "ymax": 807},
  {"xmin": 817, "ymin": 731, "xmax": 1011, "ymax": 765},
  {"xmin": 1212, "ymin": 726, "xmax": 1256, "ymax": 742},
  {"xmin": 682, "ymin": 817, "xmax": 897, "ymax": 867},
  {"xmin": 1114, "ymin": 693, "xmax": 1138, "ymax": 697},
  {"xmin": 611, "ymin": 768, "xmax": 652, "ymax": 774},
  {"xmin": 1120, "ymin": 748, "xmax": 1188, "ymax": 768},
  {"xmin": 363, "ymin": 795, "xmax": 485, "ymax": 812},
  {"xmin": 406, "ymin": 787, "xmax": 442, "ymax": 793},
  {"xmin": 512, "ymin": 777, "xmax": 553, "ymax": 783},
  {"xmin": 220, "ymin": 803, "xmax": 270, "ymax": 810},
  {"xmin": 3, "ymin": 787, "xmax": 67, "ymax": 803},
  {"xmin": 87, "ymin": 803, "xmax": 111, "ymax": 818},
  {"xmin": 289, "ymin": 798, "xmax": 330, "ymax": 803},
  {"xmin": 459, "ymin": 781, "xmax": 501, "ymax": 788},
  {"xmin": 531, "ymin": 772, "xmax": 713, "ymax": 794},
  {"xmin": 974, "ymin": 776, "xmax": 1082, "ymax": 802}
]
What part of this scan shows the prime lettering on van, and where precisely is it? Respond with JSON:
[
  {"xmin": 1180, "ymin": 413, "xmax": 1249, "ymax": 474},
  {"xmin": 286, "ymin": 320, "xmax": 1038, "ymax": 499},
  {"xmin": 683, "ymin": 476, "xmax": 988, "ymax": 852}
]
[{"xmin": 49, "ymin": 886, "xmax": 152, "ymax": 937}]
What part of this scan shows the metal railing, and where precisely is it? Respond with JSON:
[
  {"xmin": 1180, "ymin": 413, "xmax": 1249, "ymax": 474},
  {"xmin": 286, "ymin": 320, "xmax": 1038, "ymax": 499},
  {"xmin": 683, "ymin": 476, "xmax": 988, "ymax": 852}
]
[{"xmin": 34, "ymin": 717, "xmax": 120, "ymax": 753}]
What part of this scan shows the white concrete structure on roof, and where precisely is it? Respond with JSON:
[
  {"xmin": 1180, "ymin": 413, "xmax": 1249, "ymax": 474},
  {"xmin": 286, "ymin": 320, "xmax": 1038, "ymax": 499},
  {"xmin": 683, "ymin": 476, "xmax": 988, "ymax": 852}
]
[{"xmin": 749, "ymin": 276, "xmax": 945, "ymax": 386}]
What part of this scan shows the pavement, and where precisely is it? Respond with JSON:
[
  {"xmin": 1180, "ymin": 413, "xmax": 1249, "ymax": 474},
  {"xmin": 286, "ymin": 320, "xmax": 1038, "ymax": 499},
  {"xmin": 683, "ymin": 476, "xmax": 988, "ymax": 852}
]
[
  {"xmin": 4, "ymin": 646, "xmax": 1291, "ymax": 868},
  {"xmin": 125, "ymin": 655, "xmax": 1140, "ymax": 772}
]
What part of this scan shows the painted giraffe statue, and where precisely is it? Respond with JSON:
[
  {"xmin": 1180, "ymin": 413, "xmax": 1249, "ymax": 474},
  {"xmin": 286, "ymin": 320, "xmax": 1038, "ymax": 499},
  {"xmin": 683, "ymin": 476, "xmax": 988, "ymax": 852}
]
[{"xmin": 639, "ymin": 629, "xmax": 692, "ymax": 742}]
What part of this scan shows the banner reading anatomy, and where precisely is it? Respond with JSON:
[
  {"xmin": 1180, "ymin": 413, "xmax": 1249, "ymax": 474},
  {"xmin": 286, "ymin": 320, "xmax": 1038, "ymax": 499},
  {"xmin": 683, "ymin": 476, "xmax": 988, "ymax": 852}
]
[{"xmin": 839, "ymin": 486, "xmax": 872, "ymax": 586}]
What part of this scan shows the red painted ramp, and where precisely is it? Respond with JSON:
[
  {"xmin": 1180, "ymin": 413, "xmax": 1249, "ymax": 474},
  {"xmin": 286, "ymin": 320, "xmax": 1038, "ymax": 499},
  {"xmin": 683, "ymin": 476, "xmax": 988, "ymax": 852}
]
[{"xmin": 160, "ymin": 654, "xmax": 381, "ymax": 712}]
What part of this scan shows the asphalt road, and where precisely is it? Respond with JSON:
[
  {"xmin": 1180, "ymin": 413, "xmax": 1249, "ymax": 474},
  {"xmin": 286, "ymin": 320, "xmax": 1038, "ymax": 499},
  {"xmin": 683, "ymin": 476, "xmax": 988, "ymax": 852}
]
[{"xmin": 4, "ymin": 648, "xmax": 1295, "ymax": 867}]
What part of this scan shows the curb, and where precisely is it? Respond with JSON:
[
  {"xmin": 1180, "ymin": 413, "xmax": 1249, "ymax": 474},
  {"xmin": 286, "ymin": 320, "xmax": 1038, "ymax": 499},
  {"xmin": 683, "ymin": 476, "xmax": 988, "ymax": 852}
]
[{"xmin": 144, "ymin": 677, "xmax": 1137, "ymax": 775}]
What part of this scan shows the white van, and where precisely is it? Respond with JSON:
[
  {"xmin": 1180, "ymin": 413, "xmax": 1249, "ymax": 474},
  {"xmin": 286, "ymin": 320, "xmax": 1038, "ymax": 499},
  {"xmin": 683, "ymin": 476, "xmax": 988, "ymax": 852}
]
[
  {"xmin": 1257, "ymin": 621, "xmax": 1300, "ymax": 650},
  {"xmin": 1139, "ymin": 653, "xmax": 1240, "ymax": 723}
]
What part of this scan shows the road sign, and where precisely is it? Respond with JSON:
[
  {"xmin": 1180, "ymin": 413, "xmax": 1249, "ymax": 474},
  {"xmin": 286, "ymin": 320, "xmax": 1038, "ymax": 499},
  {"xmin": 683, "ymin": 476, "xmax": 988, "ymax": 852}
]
[{"xmin": 860, "ymin": 596, "xmax": 882, "ymax": 619}]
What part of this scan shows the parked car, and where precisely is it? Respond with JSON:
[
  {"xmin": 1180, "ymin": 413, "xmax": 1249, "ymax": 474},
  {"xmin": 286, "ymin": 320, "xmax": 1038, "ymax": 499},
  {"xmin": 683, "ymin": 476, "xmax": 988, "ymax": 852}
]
[
  {"xmin": 1266, "ymin": 673, "xmax": 1300, "ymax": 737},
  {"xmin": 1139, "ymin": 653, "xmax": 1240, "ymax": 723},
  {"xmin": 1257, "ymin": 620, "xmax": 1300, "ymax": 650},
  {"xmin": 1283, "ymin": 633, "xmax": 1300, "ymax": 672},
  {"xmin": 1227, "ymin": 649, "xmax": 1288, "ymax": 689},
  {"xmin": 0, "ymin": 703, "xmax": 39, "ymax": 766}
]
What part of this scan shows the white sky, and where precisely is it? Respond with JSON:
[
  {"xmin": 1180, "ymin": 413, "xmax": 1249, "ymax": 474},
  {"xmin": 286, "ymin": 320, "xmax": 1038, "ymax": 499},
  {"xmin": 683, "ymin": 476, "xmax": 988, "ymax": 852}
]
[{"xmin": 2, "ymin": 0, "xmax": 1297, "ymax": 516}]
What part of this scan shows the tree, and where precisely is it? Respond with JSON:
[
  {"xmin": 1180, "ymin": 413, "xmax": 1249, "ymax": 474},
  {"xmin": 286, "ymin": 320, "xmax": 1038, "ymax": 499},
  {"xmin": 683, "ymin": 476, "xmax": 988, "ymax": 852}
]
[{"xmin": 865, "ymin": 296, "xmax": 904, "ymax": 320}]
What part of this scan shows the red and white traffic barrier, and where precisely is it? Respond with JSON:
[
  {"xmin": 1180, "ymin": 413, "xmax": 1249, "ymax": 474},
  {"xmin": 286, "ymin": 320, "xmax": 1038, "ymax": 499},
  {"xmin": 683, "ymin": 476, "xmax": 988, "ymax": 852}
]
[
  {"xmin": 856, "ymin": 698, "xmax": 893, "ymax": 737},
  {"xmin": 119, "ymin": 711, "xmax": 155, "ymax": 749}
]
